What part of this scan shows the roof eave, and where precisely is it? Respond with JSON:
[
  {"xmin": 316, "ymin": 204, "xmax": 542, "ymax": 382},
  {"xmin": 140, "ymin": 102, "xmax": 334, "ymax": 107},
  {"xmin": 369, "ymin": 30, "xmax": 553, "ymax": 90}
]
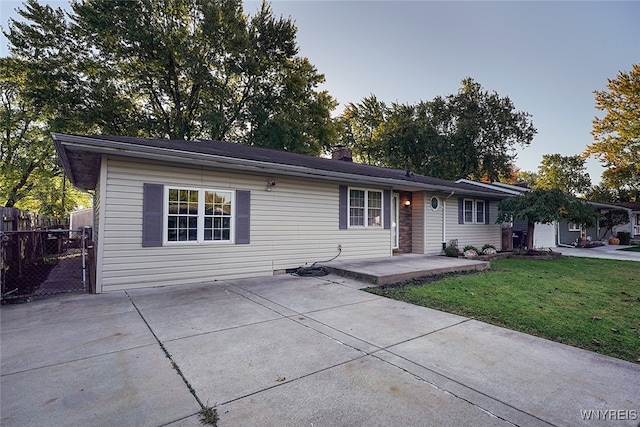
[{"xmin": 52, "ymin": 133, "xmax": 509, "ymax": 198}]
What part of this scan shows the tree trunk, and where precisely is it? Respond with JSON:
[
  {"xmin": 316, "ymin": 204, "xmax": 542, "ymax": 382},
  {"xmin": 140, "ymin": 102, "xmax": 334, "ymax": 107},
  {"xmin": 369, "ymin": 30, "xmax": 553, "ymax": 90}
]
[{"xmin": 526, "ymin": 222, "xmax": 535, "ymax": 250}]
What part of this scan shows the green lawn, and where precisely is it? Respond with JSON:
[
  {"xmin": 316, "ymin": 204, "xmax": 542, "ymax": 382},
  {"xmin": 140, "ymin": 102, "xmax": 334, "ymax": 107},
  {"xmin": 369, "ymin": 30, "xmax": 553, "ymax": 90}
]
[{"xmin": 366, "ymin": 257, "xmax": 640, "ymax": 364}]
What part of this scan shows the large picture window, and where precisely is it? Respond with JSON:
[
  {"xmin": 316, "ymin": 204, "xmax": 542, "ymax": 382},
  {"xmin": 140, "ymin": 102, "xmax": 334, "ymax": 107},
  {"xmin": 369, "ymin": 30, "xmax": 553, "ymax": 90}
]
[
  {"xmin": 349, "ymin": 188, "xmax": 382, "ymax": 228},
  {"xmin": 166, "ymin": 187, "xmax": 234, "ymax": 243}
]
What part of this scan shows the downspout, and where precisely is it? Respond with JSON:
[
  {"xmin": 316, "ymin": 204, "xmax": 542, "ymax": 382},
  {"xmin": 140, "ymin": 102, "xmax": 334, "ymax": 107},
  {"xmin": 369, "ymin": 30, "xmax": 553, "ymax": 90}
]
[
  {"xmin": 442, "ymin": 191, "xmax": 455, "ymax": 250},
  {"xmin": 556, "ymin": 220, "xmax": 572, "ymax": 248}
]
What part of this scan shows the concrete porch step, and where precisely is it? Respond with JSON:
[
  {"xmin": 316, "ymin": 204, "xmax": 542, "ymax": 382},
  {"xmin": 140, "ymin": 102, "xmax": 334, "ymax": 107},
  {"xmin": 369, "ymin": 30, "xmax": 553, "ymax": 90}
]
[{"xmin": 323, "ymin": 254, "xmax": 490, "ymax": 286}]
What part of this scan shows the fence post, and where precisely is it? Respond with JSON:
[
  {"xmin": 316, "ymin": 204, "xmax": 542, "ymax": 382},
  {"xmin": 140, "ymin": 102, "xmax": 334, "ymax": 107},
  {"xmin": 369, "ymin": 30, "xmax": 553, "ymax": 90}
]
[{"xmin": 82, "ymin": 226, "xmax": 87, "ymax": 288}]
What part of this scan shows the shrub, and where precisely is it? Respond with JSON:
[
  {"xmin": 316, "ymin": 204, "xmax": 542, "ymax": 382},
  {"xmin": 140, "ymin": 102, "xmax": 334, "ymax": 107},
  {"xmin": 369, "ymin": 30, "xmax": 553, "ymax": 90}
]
[
  {"xmin": 616, "ymin": 231, "xmax": 631, "ymax": 245},
  {"xmin": 443, "ymin": 246, "xmax": 460, "ymax": 257},
  {"xmin": 482, "ymin": 247, "xmax": 497, "ymax": 255},
  {"xmin": 481, "ymin": 244, "xmax": 496, "ymax": 251},
  {"xmin": 463, "ymin": 245, "xmax": 479, "ymax": 253}
]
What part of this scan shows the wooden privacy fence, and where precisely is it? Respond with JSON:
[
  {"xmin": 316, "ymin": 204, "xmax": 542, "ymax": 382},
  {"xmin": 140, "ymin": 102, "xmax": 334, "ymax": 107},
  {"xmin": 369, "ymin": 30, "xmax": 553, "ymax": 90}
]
[
  {"xmin": 1, "ymin": 206, "xmax": 67, "ymax": 232},
  {"xmin": 1, "ymin": 228, "xmax": 94, "ymax": 302},
  {"xmin": 0, "ymin": 206, "xmax": 96, "ymax": 302}
]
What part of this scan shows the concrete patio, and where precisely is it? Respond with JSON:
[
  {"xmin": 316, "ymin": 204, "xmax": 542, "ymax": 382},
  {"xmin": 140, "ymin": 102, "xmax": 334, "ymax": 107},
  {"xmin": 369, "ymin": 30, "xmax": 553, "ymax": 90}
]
[
  {"xmin": 324, "ymin": 253, "xmax": 489, "ymax": 285},
  {"xmin": 2, "ymin": 273, "xmax": 638, "ymax": 426}
]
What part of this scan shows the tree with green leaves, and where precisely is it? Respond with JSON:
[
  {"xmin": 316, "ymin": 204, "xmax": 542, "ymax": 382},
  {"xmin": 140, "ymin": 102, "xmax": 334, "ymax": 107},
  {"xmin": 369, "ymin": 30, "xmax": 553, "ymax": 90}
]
[
  {"xmin": 0, "ymin": 56, "xmax": 91, "ymax": 216},
  {"xmin": 584, "ymin": 64, "xmax": 640, "ymax": 194},
  {"xmin": 2, "ymin": 0, "xmax": 337, "ymax": 215},
  {"xmin": 338, "ymin": 78, "xmax": 536, "ymax": 181},
  {"xmin": 497, "ymin": 188, "xmax": 573, "ymax": 249},
  {"xmin": 535, "ymin": 154, "xmax": 591, "ymax": 196},
  {"xmin": 339, "ymin": 95, "xmax": 388, "ymax": 165},
  {"xmin": 565, "ymin": 198, "xmax": 598, "ymax": 238},
  {"xmin": 598, "ymin": 209, "xmax": 630, "ymax": 240}
]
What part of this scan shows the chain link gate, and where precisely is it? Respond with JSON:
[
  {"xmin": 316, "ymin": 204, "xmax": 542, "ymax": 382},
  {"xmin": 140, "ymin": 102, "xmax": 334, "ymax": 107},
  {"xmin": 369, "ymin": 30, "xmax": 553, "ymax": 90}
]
[{"xmin": 1, "ymin": 227, "xmax": 93, "ymax": 303}]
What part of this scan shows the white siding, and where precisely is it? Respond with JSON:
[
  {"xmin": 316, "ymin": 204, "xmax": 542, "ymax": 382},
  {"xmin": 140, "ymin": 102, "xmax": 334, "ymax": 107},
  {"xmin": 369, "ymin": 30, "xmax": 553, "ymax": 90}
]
[
  {"xmin": 445, "ymin": 198, "xmax": 501, "ymax": 250},
  {"xmin": 424, "ymin": 193, "xmax": 445, "ymax": 255},
  {"xmin": 99, "ymin": 156, "xmax": 392, "ymax": 291},
  {"xmin": 411, "ymin": 192, "xmax": 425, "ymax": 254},
  {"xmin": 533, "ymin": 223, "xmax": 556, "ymax": 248}
]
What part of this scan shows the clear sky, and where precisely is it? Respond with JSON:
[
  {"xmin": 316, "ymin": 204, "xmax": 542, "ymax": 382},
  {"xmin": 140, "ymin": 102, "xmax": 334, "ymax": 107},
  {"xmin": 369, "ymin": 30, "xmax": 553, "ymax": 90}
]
[{"xmin": 3, "ymin": 1, "xmax": 639, "ymax": 184}]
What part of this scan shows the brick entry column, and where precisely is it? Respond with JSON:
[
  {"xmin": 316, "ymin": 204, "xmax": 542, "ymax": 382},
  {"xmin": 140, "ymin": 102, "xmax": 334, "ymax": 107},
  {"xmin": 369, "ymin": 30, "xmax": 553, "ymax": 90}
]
[{"xmin": 398, "ymin": 191, "xmax": 413, "ymax": 253}]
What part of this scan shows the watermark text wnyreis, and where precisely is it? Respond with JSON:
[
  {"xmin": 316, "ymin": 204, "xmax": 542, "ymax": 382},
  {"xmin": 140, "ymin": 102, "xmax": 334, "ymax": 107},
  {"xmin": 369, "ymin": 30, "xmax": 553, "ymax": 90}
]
[{"xmin": 580, "ymin": 409, "xmax": 637, "ymax": 421}]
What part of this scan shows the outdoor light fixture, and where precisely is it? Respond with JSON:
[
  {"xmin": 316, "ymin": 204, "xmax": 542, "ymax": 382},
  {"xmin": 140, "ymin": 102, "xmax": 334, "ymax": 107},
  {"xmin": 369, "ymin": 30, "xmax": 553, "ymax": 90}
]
[
  {"xmin": 404, "ymin": 200, "xmax": 411, "ymax": 207},
  {"xmin": 267, "ymin": 180, "xmax": 277, "ymax": 191}
]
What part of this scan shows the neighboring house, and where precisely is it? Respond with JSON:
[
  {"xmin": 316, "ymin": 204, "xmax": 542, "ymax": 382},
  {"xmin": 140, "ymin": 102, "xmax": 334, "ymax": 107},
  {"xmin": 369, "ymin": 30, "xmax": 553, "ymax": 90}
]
[
  {"xmin": 69, "ymin": 207, "xmax": 93, "ymax": 230},
  {"xmin": 557, "ymin": 201, "xmax": 631, "ymax": 245},
  {"xmin": 456, "ymin": 180, "xmax": 556, "ymax": 249},
  {"xmin": 53, "ymin": 134, "xmax": 510, "ymax": 293},
  {"xmin": 457, "ymin": 180, "xmax": 631, "ymax": 247},
  {"xmin": 616, "ymin": 202, "xmax": 640, "ymax": 240}
]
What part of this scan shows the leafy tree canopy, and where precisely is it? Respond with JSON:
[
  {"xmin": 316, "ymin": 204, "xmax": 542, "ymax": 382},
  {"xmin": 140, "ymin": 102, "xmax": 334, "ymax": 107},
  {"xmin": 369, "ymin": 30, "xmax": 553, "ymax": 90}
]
[
  {"xmin": 584, "ymin": 183, "xmax": 638, "ymax": 203},
  {"xmin": 584, "ymin": 64, "xmax": 640, "ymax": 192},
  {"xmin": 598, "ymin": 209, "xmax": 630, "ymax": 240},
  {"xmin": 497, "ymin": 188, "xmax": 571, "ymax": 226},
  {"xmin": 338, "ymin": 78, "xmax": 537, "ymax": 181},
  {"xmin": 496, "ymin": 188, "xmax": 597, "ymax": 248},
  {"xmin": 534, "ymin": 153, "xmax": 591, "ymax": 195},
  {"xmin": 2, "ymin": 0, "xmax": 337, "ymax": 216}
]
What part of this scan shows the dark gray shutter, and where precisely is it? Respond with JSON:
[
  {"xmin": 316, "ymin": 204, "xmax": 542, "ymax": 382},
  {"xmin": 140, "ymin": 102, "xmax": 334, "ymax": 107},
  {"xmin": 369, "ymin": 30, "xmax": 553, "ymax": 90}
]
[
  {"xmin": 458, "ymin": 198, "xmax": 464, "ymax": 224},
  {"xmin": 485, "ymin": 200, "xmax": 490, "ymax": 224},
  {"xmin": 235, "ymin": 190, "xmax": 250, "ymax": 244},
  {"xmin": 339, "ymin": 185, "xmax": 348, "ymax": 229},
  {"xmin": 383, "ymin": 189, "xmax": 391, "ymax": 229},
  {"xmin": 142, "ymin": 183, "xmax": 163, "ymax": 247}
]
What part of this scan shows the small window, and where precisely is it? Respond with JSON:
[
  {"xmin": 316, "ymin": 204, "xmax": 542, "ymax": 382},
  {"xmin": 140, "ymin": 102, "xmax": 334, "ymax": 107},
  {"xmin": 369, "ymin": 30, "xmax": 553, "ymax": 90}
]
[
  {"xmin": 461, "ymin": 199, "xmax": 488, "ymax": 224},
  {"xmin": 464, "ymin": 200, "xmax": 474, "ymax": 223},
  {"xmin": 476, "ymin": 201, "xmax": 485, "ymax": 223},
  {"xmin": 430, "ymin": 197, "xmax": 439, "ymax": 210},
  {"xmin": 349, "ymin": 188, "xmax": 382, "ymax": 228},
  {"xmin": 567, "ymin": 222, "xmax": 581, "ymax": 232},
  {"xmin": 349, "ymin": 189, "xmax": 365, "ymax": 226},
  {"xmin": 368, "ymin": 191, "xmax": 382, "ymax": 227}
]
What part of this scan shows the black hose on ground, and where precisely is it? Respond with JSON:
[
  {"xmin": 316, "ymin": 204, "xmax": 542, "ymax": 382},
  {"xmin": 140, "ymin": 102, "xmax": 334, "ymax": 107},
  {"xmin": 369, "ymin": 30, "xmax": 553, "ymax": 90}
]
[{"xmin": 292, "ymin": 248, "xmax": 342, "ymax": 277}]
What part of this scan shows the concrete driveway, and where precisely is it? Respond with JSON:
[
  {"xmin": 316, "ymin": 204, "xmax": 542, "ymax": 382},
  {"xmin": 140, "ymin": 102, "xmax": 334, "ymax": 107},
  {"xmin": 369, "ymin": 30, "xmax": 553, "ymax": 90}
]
[
  {"xmin": 555, "ymin": 243, "xmax": 640, "ymax": 262},
  {"xmin": 2, "ymin": 274, "xmax": 639, "ymax": 426}
]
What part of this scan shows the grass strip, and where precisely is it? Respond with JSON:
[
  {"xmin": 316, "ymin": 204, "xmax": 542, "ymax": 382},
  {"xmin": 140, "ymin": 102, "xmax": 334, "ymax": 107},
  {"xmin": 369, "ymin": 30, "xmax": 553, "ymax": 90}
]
[{"xmin": 366, "ymin": 257, "xmax": 640, "ymax": 364}]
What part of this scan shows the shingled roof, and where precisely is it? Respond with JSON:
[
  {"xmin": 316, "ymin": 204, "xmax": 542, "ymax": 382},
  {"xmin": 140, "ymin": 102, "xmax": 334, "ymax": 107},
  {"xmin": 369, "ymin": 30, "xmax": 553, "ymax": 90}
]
[{"xmin": 52, "ymin": 133, "xmax": 509, "ymax": 198}]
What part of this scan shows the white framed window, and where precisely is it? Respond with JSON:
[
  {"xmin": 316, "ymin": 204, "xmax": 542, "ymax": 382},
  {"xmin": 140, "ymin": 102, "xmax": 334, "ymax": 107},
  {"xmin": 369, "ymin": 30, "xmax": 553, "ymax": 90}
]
[
  {"xmin": 463, "ymin": 199, "xmax": 487, "ymax": 224},
  {"xmin": 349, "ymin": 188, "xmax": 382, "ymax": 228},
  {"xmin": 567, "ymin": 222, "xmax": 581, "ymax": 232},
  {"xmin": 165, "ymin": 187, "xmax": 234, "ymax": 243}
]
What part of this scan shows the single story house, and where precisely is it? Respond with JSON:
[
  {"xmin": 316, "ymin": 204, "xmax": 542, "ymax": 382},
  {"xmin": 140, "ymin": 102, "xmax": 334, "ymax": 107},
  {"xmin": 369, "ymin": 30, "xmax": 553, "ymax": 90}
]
[
  {"xmin": 557, "ymin": 201, "xmax": 631, "ymax": 246},
  {"xmin": 616, "ymin": 202, "xmax": 640, "ymax": 240},
  {"xmin": 53, "ymin": 134, "xmax": 510, "ymax": 292},
  {"xmin": 456, "ymin": 180, "xmax": 557, "ymax": 248},
  {"xmin": 458, "ymin": 180, "xmax": 632, "ymax": 247}
]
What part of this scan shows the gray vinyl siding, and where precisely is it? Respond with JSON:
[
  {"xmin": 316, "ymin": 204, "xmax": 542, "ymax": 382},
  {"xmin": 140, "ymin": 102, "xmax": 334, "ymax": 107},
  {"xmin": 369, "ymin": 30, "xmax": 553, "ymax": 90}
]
[
  {"xmin": 99, "ymin": 156, "xmax": 391, "ymax": 291},
  {"xmin": 445, "ymin": 198, "xmax": 501, "ymax": 249}
]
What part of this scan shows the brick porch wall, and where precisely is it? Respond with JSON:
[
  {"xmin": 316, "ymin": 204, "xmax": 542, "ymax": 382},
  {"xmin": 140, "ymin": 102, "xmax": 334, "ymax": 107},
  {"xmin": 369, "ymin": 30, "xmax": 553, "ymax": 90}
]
[{"xmin": 398, "ymin": 191, "xmax": 413, "ymax": 253}]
